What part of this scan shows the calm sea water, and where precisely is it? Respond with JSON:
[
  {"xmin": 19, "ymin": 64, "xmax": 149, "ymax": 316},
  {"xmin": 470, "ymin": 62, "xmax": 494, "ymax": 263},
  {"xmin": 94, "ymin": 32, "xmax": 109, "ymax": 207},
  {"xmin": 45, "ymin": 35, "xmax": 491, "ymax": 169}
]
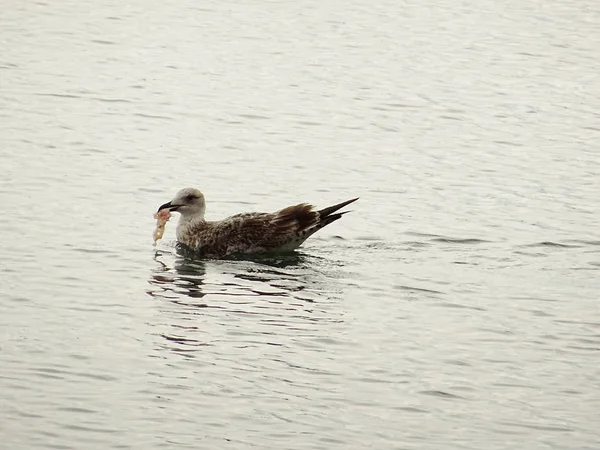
[{"xmin": 1, "ymin": 0, "xmax": 599, "ymax": 448}]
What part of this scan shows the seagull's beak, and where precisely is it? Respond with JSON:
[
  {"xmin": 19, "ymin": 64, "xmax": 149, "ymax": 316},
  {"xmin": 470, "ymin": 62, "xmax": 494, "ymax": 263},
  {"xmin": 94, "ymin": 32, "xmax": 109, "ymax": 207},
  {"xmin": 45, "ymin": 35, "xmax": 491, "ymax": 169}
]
[{"xmin": 157, "ymin": 201, "xmax": 179, "ymax": 213}]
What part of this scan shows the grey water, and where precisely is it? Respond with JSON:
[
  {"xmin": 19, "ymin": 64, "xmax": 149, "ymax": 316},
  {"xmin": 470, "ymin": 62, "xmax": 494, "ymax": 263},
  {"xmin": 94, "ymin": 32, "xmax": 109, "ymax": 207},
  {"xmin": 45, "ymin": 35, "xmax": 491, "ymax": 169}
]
[{"xmin": 1, "ymin": 0, "xmax": 599, "ymax": 448}]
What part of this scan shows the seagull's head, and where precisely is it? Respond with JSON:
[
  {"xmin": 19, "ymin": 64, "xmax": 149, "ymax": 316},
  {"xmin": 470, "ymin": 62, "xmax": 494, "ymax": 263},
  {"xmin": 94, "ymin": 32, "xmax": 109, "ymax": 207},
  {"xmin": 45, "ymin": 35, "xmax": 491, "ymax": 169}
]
[{"xmin": 158, "ymin": 188, "xmax": 206, "ymax": 219}]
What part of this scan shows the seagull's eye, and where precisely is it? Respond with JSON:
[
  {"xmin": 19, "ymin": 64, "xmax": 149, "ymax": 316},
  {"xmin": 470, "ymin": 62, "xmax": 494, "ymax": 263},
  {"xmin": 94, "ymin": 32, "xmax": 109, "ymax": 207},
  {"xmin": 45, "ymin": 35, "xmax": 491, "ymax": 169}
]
[{"xmin": 184, "ymin": 194, "xmax": 196, "ymax": 202}]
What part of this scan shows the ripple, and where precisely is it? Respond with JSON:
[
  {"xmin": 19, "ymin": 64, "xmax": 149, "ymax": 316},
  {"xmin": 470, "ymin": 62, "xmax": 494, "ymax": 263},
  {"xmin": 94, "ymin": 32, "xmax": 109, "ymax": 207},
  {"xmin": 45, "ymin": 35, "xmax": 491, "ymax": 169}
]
[
  {"xmin": 430, "ymin": 237, "xmax": 491, "ymax": 244},
  {"xmin": 90, "ymin": 39, "xmax": 116, "ymax": 45},
  {"xmin": 419, "ymin": 390, "xmax": 464, "ymax": 399},
  {"xmin": 434, "ymin": 301, "xmax": 486, "ymax": 311},
  {"xmin": 498, "ymin": 421, "xmax": 574, "ymax": 433},
  {"xmin": 237, "ymin": 113, "xmax": 271, "ymax": 120},
  {"xmin": 92, "ymin": 97, "xmax": 133, "ymax": 103},
  {"xmin": 34, "ymin": 92, "xmax": 82, "ymax": 99},
  {"xmin": 132, "ymin": 112, "xmax": 174, "ymax": 120},
  {"xmin": 394, "ymin": 285, "xmax": 443, "ymax": 295},
  {"xmin": 521, "ymin": 241, "xmax": 584, "ymax": 248}
]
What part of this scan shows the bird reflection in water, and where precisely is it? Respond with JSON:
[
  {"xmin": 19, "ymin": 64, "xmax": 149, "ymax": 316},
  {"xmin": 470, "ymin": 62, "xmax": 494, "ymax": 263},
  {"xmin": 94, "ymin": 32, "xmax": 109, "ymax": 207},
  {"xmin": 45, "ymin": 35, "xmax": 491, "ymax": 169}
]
[
  {"xmin": 148, "ymin": 246, "xmax": 315, "ymax": 303},
  {"xmin": 147, "ymin": 246, "xmax": 342, "ymax": 358}
]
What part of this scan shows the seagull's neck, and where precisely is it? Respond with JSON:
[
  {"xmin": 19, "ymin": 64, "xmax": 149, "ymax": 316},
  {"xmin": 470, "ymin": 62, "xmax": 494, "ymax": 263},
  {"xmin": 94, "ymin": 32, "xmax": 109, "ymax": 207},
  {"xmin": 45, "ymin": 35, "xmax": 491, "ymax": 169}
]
[
  {"xmin": 176, "ymin": 211, "xmax": 206, "ymax": 243},
  {"xmin": 178, "ymin": 210, "xmax": 206, "ymax": 226}
]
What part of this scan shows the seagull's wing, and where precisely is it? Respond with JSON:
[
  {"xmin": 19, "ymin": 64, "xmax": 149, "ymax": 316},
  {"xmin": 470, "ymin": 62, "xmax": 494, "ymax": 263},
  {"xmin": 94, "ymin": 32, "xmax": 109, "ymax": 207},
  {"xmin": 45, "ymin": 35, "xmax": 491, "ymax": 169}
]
[
  {"xmin": 209, "ymin": 204, "xmax": 319, "ymax": 252},
  {"xmin": 188, "ymin": 198, "xmax": 358, "ymax": 255}
]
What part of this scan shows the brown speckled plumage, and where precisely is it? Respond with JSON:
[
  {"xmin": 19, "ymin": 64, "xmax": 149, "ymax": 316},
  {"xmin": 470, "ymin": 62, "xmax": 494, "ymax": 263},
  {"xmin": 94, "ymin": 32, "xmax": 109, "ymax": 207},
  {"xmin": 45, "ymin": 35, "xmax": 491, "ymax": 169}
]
[{"xmin": 156, "ymin": 188, "xmax": 357, "ymax": 258}]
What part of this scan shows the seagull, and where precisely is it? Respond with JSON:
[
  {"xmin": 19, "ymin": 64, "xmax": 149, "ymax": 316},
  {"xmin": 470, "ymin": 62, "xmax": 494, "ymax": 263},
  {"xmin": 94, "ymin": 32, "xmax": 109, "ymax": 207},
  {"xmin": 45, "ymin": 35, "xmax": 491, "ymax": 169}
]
[{"xmin": 156, "ymin": 188, "xmax": 358, "ymax": 257}]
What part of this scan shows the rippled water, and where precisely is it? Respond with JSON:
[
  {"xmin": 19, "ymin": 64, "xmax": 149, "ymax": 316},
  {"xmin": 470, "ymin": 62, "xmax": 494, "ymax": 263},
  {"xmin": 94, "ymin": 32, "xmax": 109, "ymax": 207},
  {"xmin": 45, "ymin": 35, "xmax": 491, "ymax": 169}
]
[{"xmin": 1, "ymin": 0, "xmax": 599, "ymax": 448}]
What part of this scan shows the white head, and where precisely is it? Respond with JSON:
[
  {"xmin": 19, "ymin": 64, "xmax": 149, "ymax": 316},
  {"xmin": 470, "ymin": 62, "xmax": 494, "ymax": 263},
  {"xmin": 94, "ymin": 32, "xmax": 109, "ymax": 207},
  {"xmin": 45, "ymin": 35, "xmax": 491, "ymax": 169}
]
[{"xmin": 157, "ymin": 187, "xmax": 206, "ymax": 220}]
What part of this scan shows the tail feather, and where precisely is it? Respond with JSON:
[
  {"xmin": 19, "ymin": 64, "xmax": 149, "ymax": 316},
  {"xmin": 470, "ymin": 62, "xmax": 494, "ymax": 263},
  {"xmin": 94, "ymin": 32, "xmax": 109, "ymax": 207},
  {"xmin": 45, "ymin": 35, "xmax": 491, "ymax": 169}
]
[
  {"xmin": 271, "ymin": 199, "xmax": 357, "ymax": 251},
  {"xmin": 318, "ymin": 197, "xmax": 359, "ymax": 219},
  {"xmin": 319, "ymin": 211, "xmax": 348, "ymax": 228}
]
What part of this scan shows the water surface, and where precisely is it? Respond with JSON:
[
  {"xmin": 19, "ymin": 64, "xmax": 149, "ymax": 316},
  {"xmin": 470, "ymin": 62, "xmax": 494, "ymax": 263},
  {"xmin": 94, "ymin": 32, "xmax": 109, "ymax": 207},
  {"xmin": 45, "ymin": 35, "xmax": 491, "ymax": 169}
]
[{"xmin": 1, "ymin": 0, "xmax": 599, "ymax": 448}]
